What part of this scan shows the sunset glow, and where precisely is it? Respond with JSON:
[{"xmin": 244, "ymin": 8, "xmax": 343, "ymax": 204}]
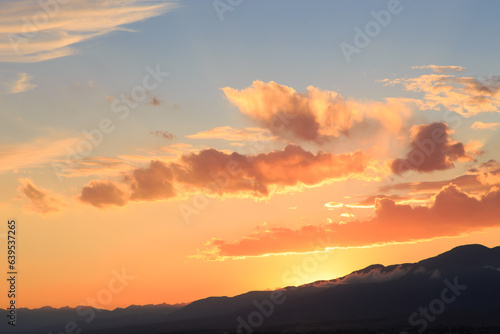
[{"xmin": 1, "ymin": 1, "xmax": 500, "ymax": 318}]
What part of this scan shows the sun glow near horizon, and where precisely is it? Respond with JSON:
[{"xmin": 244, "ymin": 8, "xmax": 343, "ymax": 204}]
[{"xmin": 1, "ymin": 0, "xmax": 500, "ymax": 312}]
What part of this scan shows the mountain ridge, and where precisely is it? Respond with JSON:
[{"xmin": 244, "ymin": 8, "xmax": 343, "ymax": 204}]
[{"xmin": 2, "ymin": 244, "xmax": 500, "ymax": 334}]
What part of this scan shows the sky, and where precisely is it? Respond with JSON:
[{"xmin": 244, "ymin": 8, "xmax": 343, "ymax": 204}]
[{"xmin": 1, "ymin": 0, "xmax": 500, "ymax": 310}]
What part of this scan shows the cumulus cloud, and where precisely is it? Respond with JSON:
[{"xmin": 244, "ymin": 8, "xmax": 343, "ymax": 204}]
[
  {"xmin": 0, "ymin": 0, "xmax": 177, "ymax": 63},
  {"xmin": 80, "ymin": 144, "xmax": 371, "ymax": 207},
  {"xmin": 412, "ymin": 65, "xmax": 467, "ymax": 73},
  {"xmin": 186, "ymin": 126, "xmax": 276, "ymax": 142},
  {"xmin": 391, "ymin": 122, "xmax": 476, "ymax": 175},
  {"xmin": 477, "ymin": 166, "xmax": 500, "ymax": 186},
  {"xmin": 179, "ymin": 144, "xmax": 369, "ymax": 195},
  {"xmin": 128, "ymin": 160, "xmax": 176, "ymax": 201},
  {"xmin": 222, "ymin": 81, "xmax": 412, "ymax": 144},
  {"xmin": 79, "ymin": 181, "xmax": 127, "ymax": 208},
  {"xmin": 195, "ymin": 184, "xmax": 500, "ymax": 259},
  {"xmin": 18, "ymin": 178, "xmax": 63, "ymax": 214},
  {"xmin": 471, "ymin": 121, "xmax": 500, "ymax": 130},
  {"xmin": 385, "ymin": 73, "xmax": 500, "ymax": 116}
]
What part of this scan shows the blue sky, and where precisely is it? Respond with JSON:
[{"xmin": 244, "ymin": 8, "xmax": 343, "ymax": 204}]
[{"xmin": 4, "ymin": 0, "xmax": 500, "ymax": 144}]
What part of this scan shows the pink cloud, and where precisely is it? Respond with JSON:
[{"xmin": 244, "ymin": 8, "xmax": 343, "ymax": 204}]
[
  {"xmin": 391, "ymin": 122, "xmax": 477, "ymax": 175},
  {"xmin": 222, "ymin": 81, "xmax": 411, "ymax": 143},
  {"xmin": 79, "ymin": 181, "xmax": 127, "ymax": 208},
  {"xmin": 195, "ymin": 184, "xmax": 500, "ymax": 259},
  {"xmin": 80, "ymin": 144, "xmax": 371, "ymax": 207}
]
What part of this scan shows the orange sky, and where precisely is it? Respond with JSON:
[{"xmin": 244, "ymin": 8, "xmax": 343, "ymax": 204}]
[{"xmin": 1, "ymin": 0, "xmax": 500, "ymax": 311}]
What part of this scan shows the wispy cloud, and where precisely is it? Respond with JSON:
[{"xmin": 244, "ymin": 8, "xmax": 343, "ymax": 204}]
[
  {"xmin": 0, "ymin": 137, "xmax": 80, "ymax": 173},
  {"xmin": 17, "ymin": 178, "xmax": 63, "ymax": 214},
  {"xmin": 471, "ymin": 121, "xmax": 500, "ymax": 130},
  {"xmin": 150, "ymin": 130, "xmax": 176, "ymax": 140},
  {"xmin": 385, "ymin": 71, "xmax": 500, "ymax": 116},
  {"xmin": 380, "ymin": 160, "xmax": 500, "ymax": 195},
  {"xmin": 52, "ymin": 156, "xmax": 136, "ymax": 178},
  {"xmin": 0, "ymin": 72, "xmax": 36, "ymax": 93},
  {"xmin": 0, "ymin": 0, "xmax": 177, "ymax": 63},
  {"xmin": 186, "ymin": 126, "xmax": 276, "ymax": 142},
  {"xmin": 412, "ymin": 65, "xmax": 467, "ymax": 73},
  {"xmin": 325, "ymin": 194, "xmax": 425, "ymax": 210}
]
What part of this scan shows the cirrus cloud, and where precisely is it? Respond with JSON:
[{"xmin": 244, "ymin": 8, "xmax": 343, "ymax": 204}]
[
  {"xmin": 411, "ymin": 65, "xmax": 467, "ymax": 73},
  {"xmin": 0, "ymin": 0, "xmax": 177, "ymax": 63},
  {"xmin": 471, "ymin": 121, "xmax": 500, "ymax": 130},
  {"xmin": 186, "ymin": 126, "xmax": 276, "ymax": 142},
  {"xmin": 0, "ymin": 72, "xmax": 36, "ymax": 93}
]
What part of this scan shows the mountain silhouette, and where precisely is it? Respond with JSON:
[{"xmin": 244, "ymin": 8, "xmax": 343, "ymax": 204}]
[{"xmin": 3, "ymin": 244, "xmax": 500, "ymax": 333}]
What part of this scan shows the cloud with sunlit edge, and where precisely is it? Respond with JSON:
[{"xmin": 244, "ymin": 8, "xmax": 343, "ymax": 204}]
[
  {"xmin": 194, "ymin": 184, "xmax": 500, "ymax": 260},
  {"xmin": 384, "ymin": 70, "xmax": 500, "ymax": 116},
  {"xmin": 222, "ymin": 81, "xmax": 412, "ymax": 144},
  {"xmin": 79, "ymin": 144, "xmax": 372, "ymax": 207}
]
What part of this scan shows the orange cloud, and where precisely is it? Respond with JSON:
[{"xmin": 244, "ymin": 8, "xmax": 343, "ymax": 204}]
[
  {"xmin": 160, "ymin": 143, "xmax": 198, "ymax": 156},
  {"xmin": 354, "ymin": 194, "xmax": 414, "ymax": 207},
  {"xmin": 381, "ymin": 174, "xmax": 478, "ymax": 195},
  {"xmin": 186, "ymin": 126, "xmax": 275, "ymax": 142},
  {"xmin": 381, "ymin": 160, "xmax": 500, "ymax": 197},
  {"xmin": 196, "ymin": 184, "xmax": 500, "ymax": 259},
  {"xmin": 471, "ymin": 121, "xmax": 500, "ymax": 130},
  {"xmin": 391, "ymin": 122, "xmax": 477, "ymax": 175},
  {"xmin": 79, "ymin": 180, "xmax": 127, "ymax": 208},
  {"xmin": 386, "ymin": 73, "xmax": 500, "ymax": 116},
  {"xmin": 222, "ymin": 81, "xmax": 411, "ymax": 143},
  {"xmin": 0, "ymin": 0, "xmax": 177, "ymax": 63},
  {"xmin": 80, "ymin": 144, "xmax": 371, "ymax": 207},
  {"xmin": 17, "ymin": 178, "xmax": 63, "ymax": 214},
  {"xmin": 53, "ymin": 156, "xmax": 135, "ymax": 178},
  {"xmin": 0, "ymin": 136, "xmax": 80, "ymax": 173},
  {"xmin": 0, "ymin": 72, "xmax": 37, "ymax": 93},
  {"xmin": 477, "ymin": 171, "xmax": 500, "ymax": 186},
  {"xmin": 412, "ymin": 65, "xmax": 467, "ymax": 73},
  {"xmin": 128, "ymin": 160, "xmax": 176, "ymax": 201}
]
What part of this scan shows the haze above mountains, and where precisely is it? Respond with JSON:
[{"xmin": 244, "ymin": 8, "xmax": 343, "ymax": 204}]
[{"xmin": 2, "ymin": 244, "xmax": 500, "ymax": 334}]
